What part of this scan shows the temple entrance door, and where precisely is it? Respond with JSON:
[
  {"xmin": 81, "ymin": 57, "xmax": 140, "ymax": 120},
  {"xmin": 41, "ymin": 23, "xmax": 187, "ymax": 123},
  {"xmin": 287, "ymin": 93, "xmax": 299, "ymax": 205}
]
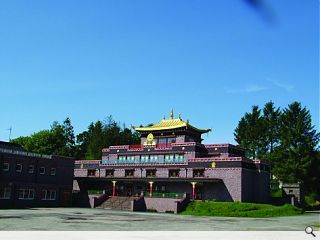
[
  {"xmin": 196, "ymin": 183, "xmax": 203, "ymax": 200},
  {"xmin": 125, "ymin": 182, "xmax": 133, "ymax": 196}
]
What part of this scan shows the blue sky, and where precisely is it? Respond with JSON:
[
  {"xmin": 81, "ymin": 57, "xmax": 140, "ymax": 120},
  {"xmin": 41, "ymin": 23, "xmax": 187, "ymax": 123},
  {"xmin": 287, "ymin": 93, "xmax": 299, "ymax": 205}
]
[{"xmin": 0, "ymin": 0, "xmax": 318, "ymax": 144}]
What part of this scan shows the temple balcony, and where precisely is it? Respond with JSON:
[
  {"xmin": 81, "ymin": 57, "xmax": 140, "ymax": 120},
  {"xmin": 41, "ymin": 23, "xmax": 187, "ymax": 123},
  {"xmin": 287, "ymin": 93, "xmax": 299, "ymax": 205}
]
[
  {"xmin": 101, "ymin": 157, "xmax": 186, "ymax": 165},
  {"xmin": 74, "ymin": 167, "xmax": 224, "ymax": 180},
  {"xmin": 102, "ymin": 142, "xmax": 204, "ymax": 152}
]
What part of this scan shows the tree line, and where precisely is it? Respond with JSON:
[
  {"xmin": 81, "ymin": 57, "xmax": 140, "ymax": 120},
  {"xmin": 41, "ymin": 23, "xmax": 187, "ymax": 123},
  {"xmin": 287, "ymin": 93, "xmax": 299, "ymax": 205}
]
[
  {"xmin": 10, "ymin": 102, "xmax": 319, "ymax": 198},
  {"xmin": 11, "ymin": 116, "xmax": 140, "ymax": 160},
  {"xmin": 234, "ymin": 101, "xmax": 319, "ymax": 196}
]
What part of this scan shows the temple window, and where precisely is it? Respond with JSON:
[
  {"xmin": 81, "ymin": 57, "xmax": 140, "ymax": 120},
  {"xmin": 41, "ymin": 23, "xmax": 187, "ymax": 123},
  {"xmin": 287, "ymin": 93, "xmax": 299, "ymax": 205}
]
[
  {"xmin": 149, "ymin": 155, "xmax": 158, "ymax": 162},
  {"xmin": 127, "ymin": 156, "xmax": 135, "ymax": 163},
  {"xmin": 141, "ymin": 155, "xmax": 149, "ymax": 163},
  {"xmin": 87, "ymin": 169, "xmax": 96, "ymax": 176},
  {"xmin": 158, "ymin": 138, "xmax": 167, "ymax": 144},
  {"xmin": 105, "ymin": 169, "xmax": 114, "ymax": 177},
  {"xmin": 169, "ymin": 169, "xmax": 180, "ymax": 177},
  {"xmin": 118, "ymin": 155, "xmax": 126, "ymax": 163},
  {"xmin": 125, "ymin": 169, "xmax": 134, "ymax": 177},
  {"xmin": 193, "ymin": 169, "xmax": 205, "ymax": 178},
  {"xmin": 165, "ymin": 154, "xmax": 175, "ymax": 163},
  {"xmin": 175, "ymin": 154, "xmax": 184, "ymax": 160},
  {"xmin": 146, "ymin": 169, "xmax": 156, "ymax": 177}
]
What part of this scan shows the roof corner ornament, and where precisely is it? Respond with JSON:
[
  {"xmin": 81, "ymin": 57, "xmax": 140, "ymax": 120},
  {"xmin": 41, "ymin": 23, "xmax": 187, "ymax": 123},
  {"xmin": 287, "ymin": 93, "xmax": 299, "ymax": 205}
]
[
  {"xmin": 163, "ymin": 114, "xmax": 166, "ymax": 120},
  {"xmin": 170, "ymin": 109, "xmax": 174, "ymax": 119},
  {"xmin": 178, "ymin": 113, "xmax": 182, "ymax": 120}
]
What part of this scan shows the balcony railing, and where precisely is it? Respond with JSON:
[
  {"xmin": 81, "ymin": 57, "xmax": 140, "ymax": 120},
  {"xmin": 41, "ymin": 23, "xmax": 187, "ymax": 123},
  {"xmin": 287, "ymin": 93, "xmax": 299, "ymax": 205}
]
[
  {"xmin": 144, "ymin": 192, "xmax": 185, "ymax": 198},
  {"xmin": 155, "ymin": 143, "xmax": 172, "ymax": 149},
  {"xmin": 127, "ymin": 143, "xmax": 172, "ymax": 149},
  {"xmin": 101, "ymin": 158, "xmax": 185, "ymax": 165},
  {"xmin": 128, "ymin": 144, "xmax": 143, "ymax": 150}
]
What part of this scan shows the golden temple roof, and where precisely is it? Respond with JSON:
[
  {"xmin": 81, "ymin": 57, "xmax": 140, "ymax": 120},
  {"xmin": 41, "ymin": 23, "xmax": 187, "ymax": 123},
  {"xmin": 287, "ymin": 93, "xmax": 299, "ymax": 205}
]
[{"xmin": 132, "ymin": 110, "xmax": 211, "ymax": 134}]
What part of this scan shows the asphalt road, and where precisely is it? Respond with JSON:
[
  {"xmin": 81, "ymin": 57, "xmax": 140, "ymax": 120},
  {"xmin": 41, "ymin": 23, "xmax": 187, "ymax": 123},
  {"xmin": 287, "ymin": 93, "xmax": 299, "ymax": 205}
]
[{"xmin": 0, "ymin": 208, "xmax": 319, "ymax": 231}]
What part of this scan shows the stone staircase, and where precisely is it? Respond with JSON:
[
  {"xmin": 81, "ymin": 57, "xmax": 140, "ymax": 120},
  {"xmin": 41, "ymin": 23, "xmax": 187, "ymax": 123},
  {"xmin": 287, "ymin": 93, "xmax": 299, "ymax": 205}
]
[{"xmin": 97, "ymin": 196, "xmax": 139, "ymax": 210}]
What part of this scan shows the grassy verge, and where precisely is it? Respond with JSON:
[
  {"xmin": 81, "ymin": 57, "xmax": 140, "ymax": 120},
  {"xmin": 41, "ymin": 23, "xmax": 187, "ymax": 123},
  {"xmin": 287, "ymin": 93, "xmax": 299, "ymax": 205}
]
[{"xmin": 180, "ymin": 201, "xmax": 304, "ymax": 218}]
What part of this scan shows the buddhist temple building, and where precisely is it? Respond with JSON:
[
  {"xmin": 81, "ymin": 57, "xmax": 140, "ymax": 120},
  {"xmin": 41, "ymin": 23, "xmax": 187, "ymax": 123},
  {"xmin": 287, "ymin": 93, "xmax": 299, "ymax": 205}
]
[{"xmin": 73, "ymin": 111, "xmax": 270, "ymax": 211}]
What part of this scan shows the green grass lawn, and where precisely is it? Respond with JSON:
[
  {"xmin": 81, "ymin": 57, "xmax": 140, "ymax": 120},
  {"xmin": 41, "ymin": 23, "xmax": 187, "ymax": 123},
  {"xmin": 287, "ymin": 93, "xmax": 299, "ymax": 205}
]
[{"xmin": 180, "ymin": 201, "xmax": 304, "ymax": 218}]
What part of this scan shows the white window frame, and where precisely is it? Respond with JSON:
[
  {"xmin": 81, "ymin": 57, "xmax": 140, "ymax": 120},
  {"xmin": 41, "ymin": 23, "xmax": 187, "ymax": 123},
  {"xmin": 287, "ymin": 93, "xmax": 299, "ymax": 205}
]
[
  {"xmin": 28, "ymin": 165, "xmax": 34, "ymax": 174},
  {"xmin": 3, "ymin": 162, "xmax": 9, "ymax": 171},
  {"xmin": 41, "ymin": 190, "xmax": 56, "ymax": 200},
  {"xmin": 39, "ymin": 166, "xmax": 46, "ymax": 175},
  {"xmin": 150, "ymin": 155, "xmax": 158, "ymax": 160},
  {"xmin": 18, "ymin": 189, "xmax": 35, "ymax": 200},
  {"xmin": 50, "ymin": 168, "xmax": 56, "ymax": 176},
  {"xmin": 0, "ymin": 187, "xmax": 11, "ymax": 199},
  {"xmin": 16, "ymin": 163, "xmax": 22, "ymax": 173},
  {"xmin": 175, "ymin": 154, "xmax": 184, "ymax": 160}
]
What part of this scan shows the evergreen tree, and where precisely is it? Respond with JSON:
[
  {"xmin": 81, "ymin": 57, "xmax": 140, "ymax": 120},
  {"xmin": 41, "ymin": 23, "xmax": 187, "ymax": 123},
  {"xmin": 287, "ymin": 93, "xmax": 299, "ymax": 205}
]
[
  {"xmin": 85, "ymin": 121, "xmax": 105, "ymax": 160},
  {"xmin": 234, "ymin": 101, "xmax": 319, "ymax": 195},
  {"xmin": 63, "ymin": 117, "xmax": 75, "ymax": 147},
  {"xmin": 271, "ymin": 102, "xmax": 319, "ymax": 191},
  {"xmin": 234, "ymin": 105, "xmax": 265, "ymax": 159},
  {"xmin": 262, "ymin": 101, "xmax": 281, "ymax": 153}
]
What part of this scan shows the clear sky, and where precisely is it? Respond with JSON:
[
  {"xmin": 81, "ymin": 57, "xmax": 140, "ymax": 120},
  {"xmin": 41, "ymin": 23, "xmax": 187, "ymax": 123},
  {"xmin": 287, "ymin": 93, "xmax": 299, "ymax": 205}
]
[{"xmin": 0, "ymin": 0, "xmax": 318, "ymax": 144}]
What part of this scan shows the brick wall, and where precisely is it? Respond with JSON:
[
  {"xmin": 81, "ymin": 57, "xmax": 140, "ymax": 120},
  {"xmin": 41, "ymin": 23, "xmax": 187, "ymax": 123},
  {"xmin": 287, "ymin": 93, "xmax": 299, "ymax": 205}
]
[{"xmin": 205, "ymin": 168, "xmax": 242, "ymax": 201}]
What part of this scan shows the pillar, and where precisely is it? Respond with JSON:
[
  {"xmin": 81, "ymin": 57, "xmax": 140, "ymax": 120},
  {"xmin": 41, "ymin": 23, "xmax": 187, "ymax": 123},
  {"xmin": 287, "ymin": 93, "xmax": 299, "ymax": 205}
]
[
  {"xmin": 112, "ymin": 181, "xmax": 117, "ymax": 197},
  {"xmin": 191, "ymin": 182, "xmax": 197, "ymax": 200},
  {"xmin": 149, "ymin": 181, "xmax": 154, "ymax": 197}
]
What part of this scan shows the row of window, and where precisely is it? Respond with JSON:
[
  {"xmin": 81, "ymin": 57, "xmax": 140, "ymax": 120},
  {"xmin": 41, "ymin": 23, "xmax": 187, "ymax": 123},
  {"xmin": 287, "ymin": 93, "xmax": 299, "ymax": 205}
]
[
  {"xmin": 118, "ymin": 154, "xmax": 184, "ymax": 160},
  {"xmin": 105, "ymin": 154, "xmax": 185, "ymax": 165},
  {"xmin": 101, "ymin": 169, "xmax": 205, "ymax": 178},
  {"xmin": 0, "ymin": 187, "xmax": 56, "ymax": 200},
  {"xmin": 156, "ymin": 137, "xmax": 176, "ymax": 144},
  {"xmin": 105, "ymin": 158, "xmax": 185, "ymax": 165},
  {"xmin": 2, "ymin": 163, "xmax": 56, "ymax": 175}
]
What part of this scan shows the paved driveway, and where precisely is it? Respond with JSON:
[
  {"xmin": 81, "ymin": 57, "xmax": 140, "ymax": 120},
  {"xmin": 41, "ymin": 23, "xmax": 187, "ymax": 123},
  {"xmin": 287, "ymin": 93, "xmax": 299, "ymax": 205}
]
[{"xmin": 0, "ymin": 208, "xmax": 319, "ymax": 231}]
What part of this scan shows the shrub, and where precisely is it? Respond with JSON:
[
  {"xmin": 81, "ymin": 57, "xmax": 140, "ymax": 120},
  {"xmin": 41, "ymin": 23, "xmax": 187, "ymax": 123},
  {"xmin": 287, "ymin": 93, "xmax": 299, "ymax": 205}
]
[{"xmin": 180, "ymin": 201, "xmax": 303, "ymax": 218}]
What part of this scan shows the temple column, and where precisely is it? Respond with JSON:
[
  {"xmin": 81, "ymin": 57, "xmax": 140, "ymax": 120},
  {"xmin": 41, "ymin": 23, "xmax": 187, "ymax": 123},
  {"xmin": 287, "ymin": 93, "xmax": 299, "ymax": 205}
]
[
  {"xmin": 112, "ymin": 181, "xmax": 117, "ymax": 197},
  {"xmin": 191, "ymin": 182, "xmax": 197, "ymax": 200},
  {"xmin": 149, "ymin": 181, "xmax": 154, "ymax": 197}
]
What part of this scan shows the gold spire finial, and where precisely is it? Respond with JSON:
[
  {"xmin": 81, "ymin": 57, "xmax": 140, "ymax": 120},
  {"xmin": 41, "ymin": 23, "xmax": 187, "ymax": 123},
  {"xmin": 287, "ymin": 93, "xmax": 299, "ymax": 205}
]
[{"xmin": 170, "ymin": 109, "xmax": 174, "ymax": 119}]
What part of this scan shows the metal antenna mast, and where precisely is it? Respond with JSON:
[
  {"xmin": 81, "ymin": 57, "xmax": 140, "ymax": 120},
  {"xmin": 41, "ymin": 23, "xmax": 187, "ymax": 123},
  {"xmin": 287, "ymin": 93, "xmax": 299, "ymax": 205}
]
[{"xmin": 7, "ymin": 126, "xmax": 12, "ymax": 141}]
